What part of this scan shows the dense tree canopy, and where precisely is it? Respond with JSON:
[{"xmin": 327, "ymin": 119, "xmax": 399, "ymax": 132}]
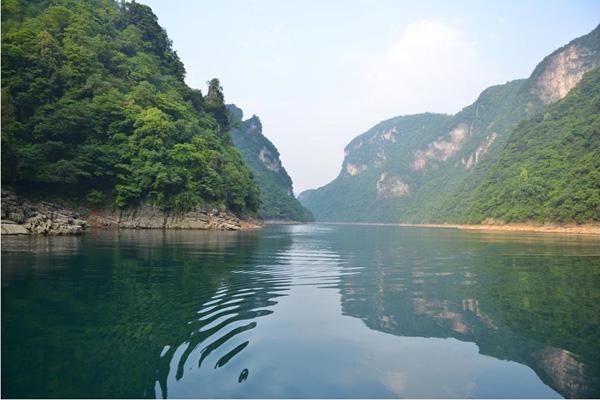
[
  {"xmin": 1, "ymin": 0, "xmax": 260, "ymax": 213},
  {"xmin": 300, "ymin": 25, "xmax": 600, "ymax": 225},
  {"xmin": 463, "ymin": 67, "xmax": 600, "ymax": 223}
]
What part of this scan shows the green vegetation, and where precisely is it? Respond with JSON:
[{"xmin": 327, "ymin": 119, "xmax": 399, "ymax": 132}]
[
  {"xmin": 302, "ymin": 71, "xmax": 598, "ymax": 224},
  {"xmin": 1, "ymin": 0, "xmax": 259, "ymax": 213},
  {"xmin": 299, "ymin": 80, "xmax": 535, "ymax": 223},
  {"xmin": 463, "ymin": 67, "xmax": 600, "ymax": 223},
  {"xmin": 299, "ymin": 113, "xmax": 454, "ymax": 222},
  {"xmin": 228, "ymin": 105, "xmax": 313, "ymax": 221},
  {"xmin": 300, "ymin": 25, "xmax": 600, "ymax": 225}
]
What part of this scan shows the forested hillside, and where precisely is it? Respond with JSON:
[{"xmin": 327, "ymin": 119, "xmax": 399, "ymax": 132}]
[
  {"xmin": 228, "ymin": 105, "xmax": 313, "ymax": 221},
  {"xmin": 298, "ymin": 113, "xmax": 455, "ymax": 222},
  {"xmin": 462, "ymin": 67, "xmax": 600, "ymax": 223},
  {"xmin": 1, "ymin": 0, "xmax": 259, "ymax": 214},
  {"xmin": 300, "ymin": 25, "xmax": 600, "ymax": 224},
  {"xmin": 299, "ymin": 78, "xmax": 533, "ymax": 222}
]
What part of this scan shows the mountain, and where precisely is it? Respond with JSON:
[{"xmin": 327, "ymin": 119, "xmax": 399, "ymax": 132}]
[
  {"xmin": 228, "ymin": 105, "xmax": 313, "ymax": 221},
  {"xmin": 299, "ymin": 112, "xmax": 455, "ymax": 222},
  {"xmin": 299, "ymin": 25, "xmax": 600, "ymax": 224},
  {"xmin": 1, "ymin": 0, "xmax": 259, "ymax": 216},
  {"xmin": 462, "ymin": 67, "xmax": 600, "ymax": 223}
]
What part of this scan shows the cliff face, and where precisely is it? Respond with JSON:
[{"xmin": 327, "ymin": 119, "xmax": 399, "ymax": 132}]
[
  {"xmin": 300, "ymin": 79, "xmax": 529, "ymax": 222},
  {"xmin": 300, "ymin": 25, "xmax": 600, "ymax": 223},
  {"xmin": 228, "ymin": 105, "xmax": 313, "ymax": 222},
  {"xmin": 299, "ymin": 113, "xmax": 454, "ymax": 222},
  {"xmin": 527, "ymin": 26, "xmax": 600, "ymax": 104}
]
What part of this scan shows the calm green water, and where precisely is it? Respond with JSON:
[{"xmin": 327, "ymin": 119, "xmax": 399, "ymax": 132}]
[{"xmin": 2, "ymin": 224, "xmax": 600, "ymax": 398}]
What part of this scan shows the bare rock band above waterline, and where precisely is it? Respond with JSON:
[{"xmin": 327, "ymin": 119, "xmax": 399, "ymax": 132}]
[{"xmin": 1, "ymin": 191, "xmax": 262, "ymax": 235}]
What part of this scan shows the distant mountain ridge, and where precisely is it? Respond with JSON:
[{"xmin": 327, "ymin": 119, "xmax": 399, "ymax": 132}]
[
  {"xmin": 228, "ymin": 105, "xmax": 313, "ymax": 221},
  {"xmin": 299, "ymin": 25, "xmax": 600, "ymax": 224}
]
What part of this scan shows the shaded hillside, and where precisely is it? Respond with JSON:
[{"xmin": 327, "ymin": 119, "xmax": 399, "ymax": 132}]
[
  {"xmin": 228, "ymin": 105, "xmax": 313, "ymax": 221},
  {"xmin": 1, "ymin": 229, "xmax": 294, "ymax": 398},
  {"xmin": 1, "ymin": 0, "xmax": 259, "ymax": 214}
]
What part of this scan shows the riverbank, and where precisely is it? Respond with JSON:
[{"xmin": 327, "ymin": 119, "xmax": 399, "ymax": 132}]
[
  {"xmin": 264, "ymin": 219, "xmax": 311, "ymax": 225},
  {"xmin": 322, "ymin": 221, "xmax": 599, "ymax": 235},
  {"xmin": 399, "ymin": 223, "xmax": 600, "ymax": 235},
  {"xmin": 1, "ymin": 191, "xmax": 263, "ymax": 235}
]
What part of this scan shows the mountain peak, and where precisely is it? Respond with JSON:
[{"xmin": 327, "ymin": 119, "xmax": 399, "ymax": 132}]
[{"xmin": 527, "ymin": 24, "xmax": 600, "ymax": 104}]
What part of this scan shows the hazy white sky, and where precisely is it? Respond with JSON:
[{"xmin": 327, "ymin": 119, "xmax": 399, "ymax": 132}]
[{"xmin": 141, "ymin": 0, "xmax": 599, "ymax": 194}]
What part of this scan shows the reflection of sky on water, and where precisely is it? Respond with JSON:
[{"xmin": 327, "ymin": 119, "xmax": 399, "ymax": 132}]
[{"xmin": 2, "ymin": 224, "xmax": 599, "ymax": 398}]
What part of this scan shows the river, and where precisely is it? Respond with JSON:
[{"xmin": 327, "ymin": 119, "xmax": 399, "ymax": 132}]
[{"xmin": 2, "ymin": 224, "xmax": 599, "ymax": 398}]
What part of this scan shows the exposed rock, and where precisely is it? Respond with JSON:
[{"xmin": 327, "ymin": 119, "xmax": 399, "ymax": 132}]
[
  {"xmin": 87, "ymin": 204, "xmax": 252, "ymax": 231},
  {"xmin": 228, "ymin": 104, "xmax": 312, "ymax": 222},
  {"xmin": 381, "ymin": 127, "xmax": 398, "ymax": 142},
  {"xmin": 258, "ymin": 146, "xmax": 282, "ymax": 172},
  {"xmin": 1, "ymin": 191, "xmax": 86, "ymax": 235},
  {"xmin": 411, "ymin": 123, "xmax": 468, "ymax": 171},
  {"xmin": 461, "ymin": 132, "xmax": 498, "ymax": 169},
  {"xmin": 377, "ymin": 173, "xmax": 409, "ymax": 198},
  {"xmin": 531, "ymin": 44, "xmax": 600, "ymax": 104},
  {"xmin": 374, "ymin": 149, "xmax": 387, "ymax": 168},
  {"xmin": 1, "ymin": 221, "xmax": 29, "ymax": 235},
  {"xmin": 534, "ymin": 347, "xmax": 588, "ymax": 398},
  {"xmin": 1, "ymin": 191, "xmax": 262, "ymax": 235},
  {"xmin": 346, "ymin": 162, "xmax": 367, "ymax": 176}
]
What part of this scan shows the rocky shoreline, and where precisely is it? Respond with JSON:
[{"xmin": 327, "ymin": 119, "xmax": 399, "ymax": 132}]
[{"xmin": 1, "ymin": 191, "xmax": 262, "ymax": 235}]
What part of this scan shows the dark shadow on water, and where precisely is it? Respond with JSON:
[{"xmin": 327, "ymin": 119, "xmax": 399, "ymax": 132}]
[{"xmin": 2, "ymin": 229, "xmax": 294, "ymax": 398}]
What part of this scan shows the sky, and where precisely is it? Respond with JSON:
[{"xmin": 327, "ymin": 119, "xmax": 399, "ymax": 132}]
[{"xmin": 140, "ymin": 0, "xmax": 599, "ymax": 194}]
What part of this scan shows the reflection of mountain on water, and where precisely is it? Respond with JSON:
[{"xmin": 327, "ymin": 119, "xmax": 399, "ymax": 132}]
[
  {"xmin": 2, "ymin": 229, "xmax": 294, "ymax": 399},
  {"xmin": 333, "ymin": 226, "xmax": 600, "ymax": 398}
]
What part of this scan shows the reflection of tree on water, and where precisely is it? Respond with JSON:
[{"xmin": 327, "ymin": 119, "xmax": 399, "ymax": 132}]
[
  {"xmin": 330, "ymin": 226, "xmax": 600, "ymax": 398},
  {"xmin": 154, "ymin": 242, "xmax": 293, "ymax": 399},
  {"xmin": 2, "ymin": 230, "xmax": 293, "ymax": 398}
]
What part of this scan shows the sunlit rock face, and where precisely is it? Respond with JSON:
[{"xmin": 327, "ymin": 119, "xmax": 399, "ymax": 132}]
[
  {"xmin": 259, "ymin": 146, "xmax": 282, "ymax": 172},
  {"xmin": 531, "ymin": 43, "xmax": 600, "ymax": 104},
  {"xmin": 461, "ymin": 133, "xmax": 497, "ymax": 169},
  {"xmin": 377, "ymin": 173, "xmax": 409, "ymax": 198},
  {"xmin": 381, "ymin": 128, "xmax": 397, "ymax": 142},
  {"xmin": 345, "ymin": 162, "xmax": 368, "ymax": 176},
  {"xmin": 411, "ymin": 124, "xmax": 468, "ymax": 171},
  {"xmin": 300, "ymin": 25, "xmax": 600, "ymax": 224}
]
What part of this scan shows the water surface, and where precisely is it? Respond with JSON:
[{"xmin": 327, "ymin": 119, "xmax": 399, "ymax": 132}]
[{"xmin": 2, "ymin": 224, "xmax": 599, "ymax": 398}]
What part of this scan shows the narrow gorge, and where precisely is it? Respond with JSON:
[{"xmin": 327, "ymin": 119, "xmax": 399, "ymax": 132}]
[{"xmin": 299, "ymin": 25, "xmax": 600, "ymax": 226}]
